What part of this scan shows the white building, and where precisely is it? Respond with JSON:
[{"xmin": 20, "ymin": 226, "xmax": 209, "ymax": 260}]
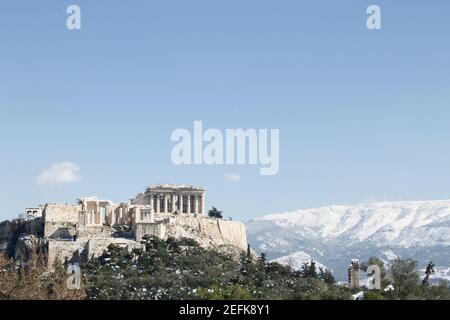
[{"xmin": 23, "ymin": 207, "xmax": 44, "ymax": 220}]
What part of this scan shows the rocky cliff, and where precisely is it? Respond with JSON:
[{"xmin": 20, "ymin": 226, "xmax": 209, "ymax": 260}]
[
  {"xmin": 168, "ymin": 215, "xmax": 248, "ymax": 251},
  {"xmin": 0, "ymin": 218, "xmax": 43, "ymax": 257}
]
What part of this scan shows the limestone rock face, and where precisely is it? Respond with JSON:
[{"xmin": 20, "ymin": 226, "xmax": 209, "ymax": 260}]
[
  {"xmin": 0, "ymin": 220, "xmax": 13, "ymax": 240},
  {"xmin": 135, "ymin": 215, "xmax": 248, "ymax": 252},
  {"xmin": 0, "ymin": 219, "xmax": 44, "ymax": 256},
  {"xmin": 14, "ymin": 234, "xmax": 46, "ymax": 261},
  {"xmin": 0, "ymin": 219, "xmax": 43, "ymax": 242},
  {"xmin": 0, "ymin": 221, "xmax": 13, "ymax": 252},
  {"xmin": 162, "ymin": 215, "xmax": 248, "ymax": 251}
]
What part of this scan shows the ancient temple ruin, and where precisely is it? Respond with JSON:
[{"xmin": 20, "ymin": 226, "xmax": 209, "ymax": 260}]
[{"xmin": 131, "ymin": 184, "xmax": 205, "ymax": 214}]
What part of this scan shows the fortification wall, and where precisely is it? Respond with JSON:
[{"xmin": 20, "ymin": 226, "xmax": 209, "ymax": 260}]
[
  {"xmin": 48, "ymin": 240, "xmax": 86, "ymax": 264},
  {"xmin": 167, "ymin": 215, "xmax": 248, "ymax": 251},
  {"xmin": 86, "ymin": 238, "xmax": 143, "ymax": 260},
  {"xmin": 135, "ymin": 223, "xmax": 166, "ymax": 242},
  {"xmin": 43, "ymin": 204, "xmax": 81, "ymax": 238}
]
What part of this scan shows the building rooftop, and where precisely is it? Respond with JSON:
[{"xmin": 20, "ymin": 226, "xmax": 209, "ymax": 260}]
[{"xmin": 147, "ymin": 184, "xmax": 205, "ymax": 191}]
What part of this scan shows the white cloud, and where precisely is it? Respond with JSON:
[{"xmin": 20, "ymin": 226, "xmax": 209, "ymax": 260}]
[
  {"xmin": 36, "ymin": 162, "xmax": 81, "ymax": 186},
  {"xmin": 224, "ymin": 173, "xmax": 241, "ymax": 182}
]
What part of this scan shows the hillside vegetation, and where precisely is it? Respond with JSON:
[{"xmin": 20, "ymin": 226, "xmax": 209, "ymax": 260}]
[{"xmin": 1, "ymin": 236, "xmax": 449, "ymax": 300}]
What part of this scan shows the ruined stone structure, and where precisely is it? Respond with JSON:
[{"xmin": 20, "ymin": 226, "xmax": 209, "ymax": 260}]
[
  {"xmin": 6, "ymin": 184, "xmax": 247, "ymax": 265},
  {"xmin": 22, "ymin": 206, "xmax": 44, "ymax": 220},
  {"xmin": 348, "ymin": 259, "xmax": 360, "ymax": 289},
  {"xmin": 131, "ymin": 184, "xmax": 205, "ymax": 214}
]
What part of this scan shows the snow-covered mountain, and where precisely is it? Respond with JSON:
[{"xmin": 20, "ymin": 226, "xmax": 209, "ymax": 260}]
[{"xmin": 246, "ymin": 200, "xmax": 450, "ymax": 281}]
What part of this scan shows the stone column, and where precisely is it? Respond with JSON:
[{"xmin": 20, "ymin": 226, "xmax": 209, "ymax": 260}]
[
  {"xmin": 179, "ymin": 193, "xmax": 183, "ymax": 213},
  {"xmin": 156, "ymin": 195, "xmax": 160, "ymax": 213},
  {"xmin": 79, "ymin": 212, "xmax": 86, "ymax": 230},
  {"xmin": 96, "ymin": 201, "xmax": 100, "ymax": 223},
  {"xmin": 187, "ymin": 195, "xmax": 191, "ymax": 214},
  {"xmin": 172, "ymin": 194, "xmax": 177, "ymax": 213},
  {"xmin": 194, "ymin": 195, "xmax": 199, "ymax": 214},
  {"xmin": 164, "ymin": 194, "xmax": 168, "ymax": 213},
  {"xmin": 201, "ymin": 195, "xmax": 205, "ymax": 214},
  {"xmin": 105, "ymin": 208, "xmax": 110, "ymax": 225},
  {"xmin": 135, "ymin": 207, "xmax": 140, "ymax": 223}
]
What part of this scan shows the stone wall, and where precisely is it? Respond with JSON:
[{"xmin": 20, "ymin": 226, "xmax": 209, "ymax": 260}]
[
  {"xmin": 48, "ymin": 238, "xmax": 144, "ymax": 263},
  {"xmin": 85, "ymin": 238, "xmax": 143, "ymax": 260},
  {"xmin": 136, "ymin": 214, "xmax": 248, "ymax": 251},
  {"xmin": 48, "ymin": 240, "xmax": 87, "ymax": 264},
  {"xmin": 77, "ymin": 225, "xmax": 114, "ymax": 239},
  {"xmin": 135, "ymin": 222, "xmax": 166, "ymax": 242},
  {"xmin": 43, "ymin": 204, "xmax": 81, "ymax": 238}
]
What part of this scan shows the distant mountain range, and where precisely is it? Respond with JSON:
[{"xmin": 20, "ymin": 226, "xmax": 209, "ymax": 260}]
[{"xmin": 246, "ymin": 200, "xmax": 450, "ymax": 281}]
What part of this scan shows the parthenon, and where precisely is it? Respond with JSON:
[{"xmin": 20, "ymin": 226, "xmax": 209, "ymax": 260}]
[{"xmin": 132, "ymin": 184, "xmax": 205, "ymax": 214}]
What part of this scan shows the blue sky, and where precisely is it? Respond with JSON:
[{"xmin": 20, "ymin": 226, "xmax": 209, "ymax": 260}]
[{"xmin": 1, "ymin": 1, "xmax": 450, "ymax": 221}]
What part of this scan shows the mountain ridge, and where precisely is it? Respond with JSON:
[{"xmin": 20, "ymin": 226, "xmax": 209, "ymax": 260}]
[{"xmin": 246, "ymin": 199, "xmax": 450, "ymax": 281}]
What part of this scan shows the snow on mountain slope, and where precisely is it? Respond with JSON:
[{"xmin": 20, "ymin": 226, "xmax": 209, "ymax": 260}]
[
  {"xmin": 247, "ymin": 200, "xmax": 450, "ymax": 281},
  {"xmin": 272, "ymin": 251, "xmax": 328, "ymax": 272}
]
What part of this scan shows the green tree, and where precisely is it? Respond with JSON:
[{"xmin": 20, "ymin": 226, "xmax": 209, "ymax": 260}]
[
  {"xmin": 318, "ymin": 267, "xmax": 335, "ymax": 284},
  {"xmin": 301, "ymin": 260, "xmax": 318, "ymax": 279},
  {"xmin": 259, "ymin": 252, "xmax": 267, "ymax": 266},
  {"xmin": 390, "ymin": 259, "xmax": 421, "ymax": 299},
  {"xmin": 208, "ymin": 207, "xmax": 223, "ymax": 219},
  {"xmin": 196, "ymin": 285, "xmax": 253, "ymax": 300},
  {"xmin": 426, "ymin": 281, "xmax": 450, "ymax": 300},
  {"xmin": 421, "ymin": 261, "xmax": 435, "ymax": 287},
  {"xmin": 82, "ymin": 237, "xmax": 353, "ymax": 300}
]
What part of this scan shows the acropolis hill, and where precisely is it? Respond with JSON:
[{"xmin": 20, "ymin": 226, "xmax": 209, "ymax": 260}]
[{"xmin": 0, "ymin": 184, "xmax": 248, "ymax": 264}]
